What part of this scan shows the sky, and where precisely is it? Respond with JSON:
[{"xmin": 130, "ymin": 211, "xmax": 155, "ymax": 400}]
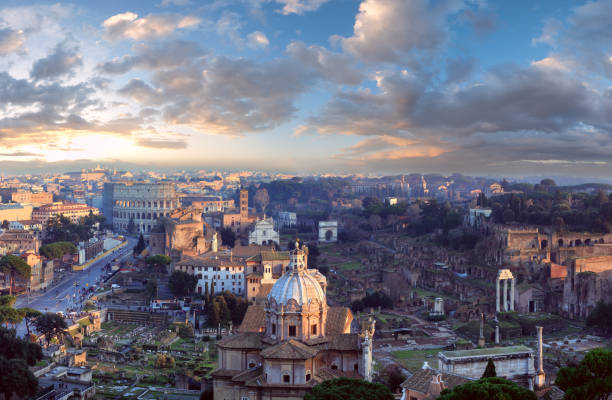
[{"xmin": 0, "ymin": 0, "xmax": 612, "ymax": 177}]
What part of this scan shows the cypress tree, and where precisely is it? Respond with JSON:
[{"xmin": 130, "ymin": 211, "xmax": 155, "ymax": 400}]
[{"xmin": 482, "ymin": 358, "xmax": 497, "ymax": 378}]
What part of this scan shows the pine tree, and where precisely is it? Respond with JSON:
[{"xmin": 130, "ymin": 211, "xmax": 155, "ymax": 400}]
[
  {"xmin": 204, "ymin": 282, "xmax": 210, "ymax": 307},
  {"xmin": 482, "ymin": 358, "xmax": 497, "ymax": 378}
]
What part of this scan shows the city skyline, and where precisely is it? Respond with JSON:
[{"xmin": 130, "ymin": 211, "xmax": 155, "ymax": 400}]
[{"xmin": 1, "ymin": 0, "xmax": 612, "ymax": 177}]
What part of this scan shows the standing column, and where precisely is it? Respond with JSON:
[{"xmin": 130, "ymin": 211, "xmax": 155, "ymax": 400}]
[
  {"xmin": 535, "ymin": 326, "xmax": 546, "ymax": 388},
  {"xmin": 503, "ymin": 279, "xmax": 508, "ymax": 312},
  {"xmin": 510, "ymin": 278, "xmax": 515, "ymax": 311},
  {"xmin": 496, "ymin": 279, "xmax": 500, "ymax": 313}
]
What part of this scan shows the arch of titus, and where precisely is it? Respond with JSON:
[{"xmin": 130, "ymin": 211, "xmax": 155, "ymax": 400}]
[{"xmin": 496, "ymin": 269, "xmax": 515, "ymax": 312}]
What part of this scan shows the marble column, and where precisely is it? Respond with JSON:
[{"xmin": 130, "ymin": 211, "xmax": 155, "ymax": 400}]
[
  {"xmin": 510, "ymin": 278, "xmax": 515, "ymax": 311},
  {"xmin": 503, "ymin": 279, "xmax": 508, "ymax": 312},
  {"xmin": 496, "ymin": 279, "xmax": 500, "ymax": 313}
]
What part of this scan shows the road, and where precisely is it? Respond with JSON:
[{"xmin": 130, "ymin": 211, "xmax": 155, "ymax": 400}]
[{"xmin": 15, "ymin": 236, "xmax": 137, "ymax": 314}]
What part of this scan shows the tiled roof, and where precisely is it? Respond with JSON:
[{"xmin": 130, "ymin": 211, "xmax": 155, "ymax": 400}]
[
  {"xmin": 319, "ymin": 333, "xmax": 361, "ymax": 351},
  {"xmin": 260, "ymin": 340, "xmax": 318, "ymax": 359},
  {"xmin": 232, "ymin": 245, "xmax": 276, "ymax": 258},
  {"xmin": 246, "ymin": 251, "xmax": 290, "ymax": 262},
  {"xmin": 239, "ymin": 305, "xmax": 266, "ymax": 333},
  {"xmin": 400, "ymin": 367, "xmax": 471, "ymax": 393},
  {"xmin": 217, "ymin": 333, "xmax": 265, "ymax": 349},
  {"xmin": 232, "ymin": 366, "xmax": 263, "ymax": 383},
  {"xmin": 326, "ymin": 307, "xmax": 352, "ymax": 335}
]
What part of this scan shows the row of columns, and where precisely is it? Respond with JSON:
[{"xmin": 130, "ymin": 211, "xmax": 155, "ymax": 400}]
[{"xmin": 496, "ymin": 271, "xmax": 515, "ymax": 312}]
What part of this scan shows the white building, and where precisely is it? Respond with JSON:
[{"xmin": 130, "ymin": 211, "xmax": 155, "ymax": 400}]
[
  {"xmin": 468, "ymin": 207, "xmax": 492, "ymax": 227},
  {"xmin": 277, "ymin": 211, "xmax": 297, "ymax": 228},
  {"xmin": 318, "ymin": 220, "xmax": 338, "ymax": 243},
  {"xmin": 175, "ymin": 254, "xmax": 245, "ymax": 296},
  {"xmin": 249, "ymin": 218, "xmax": 280, "ymax": 245}
]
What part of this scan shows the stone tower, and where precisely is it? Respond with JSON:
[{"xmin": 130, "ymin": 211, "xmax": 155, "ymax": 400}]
[
  {"xmin": 240, "ymin": 189, "xmax": 248, "ymax": 220},
  {"xmin": 534, "ymin": 326, "xmax": 546, "ymax": 388}
]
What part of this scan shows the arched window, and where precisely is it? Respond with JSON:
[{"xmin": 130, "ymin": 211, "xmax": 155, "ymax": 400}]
[
  {"xmin": 331, "ymin": 364, "xmax": 338, "ymax": 370},
  {"xmin": 283, "ymin": 373, "xmax": 291, "ymax": 383},
  {"xmin": 305, "ymin": 371, "xmax": 311, "ymax": 382},
  {"xmin": 248, "ymin": 360, "xmax": 256, "ymax": 368}
]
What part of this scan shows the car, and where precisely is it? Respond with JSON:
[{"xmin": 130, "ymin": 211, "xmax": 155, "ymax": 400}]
[{"xmin": 111, "ymin": 284, "xmax": 121, "ymax": 289}]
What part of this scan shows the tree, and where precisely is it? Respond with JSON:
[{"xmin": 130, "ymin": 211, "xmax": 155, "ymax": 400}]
[
  {"xmin": 178, "ymin": 324, "xmax": 195, "ymax": 338},
  {"xmin": 438, "ymin": 377, "xmax": 536, "ymax": 400},
  {"xmin": 0, "ymin": 306, "xmax": 24, "ymax": 328},
  {"xmin": 253, "ymin": 188, "xmax": 270, "ymax": 213},
  {"xmin": 482, "ymin": 359, "xmax": 496, "ymax": 378},
  {"xmin": 0, "ymin": 255, "xmax": 31, "ymax": 295},
  {"xmin": 220, "ymin": 227, "xmax": 236, "ymax": 248},
  {"xmin": 127, "ymin": 217, "xmax": 136, "ymax": 234},
  {"xmin": 154, "ymin": 354, "xmax": 176, "ymax": 368},
  {"xmin": 40, "ymin": 241, "xmax": 77, "ymax": 260},
  {"xmin": 0, "ymin": 357, "xmax": 38, "ymax": 399},
  {"xmin": 585, "ymin": 301, "xmax": 612, "ymax": 335},
  {"xmin": 34, "ymin": 312, "xmax": 67, "ymax": 344},
  {"xmin": 145, "ymin": 254, "xmax": 172, "ymax": 274},
  {"xmin": 0, "ymin": 295, "xmax": 16, "ymax": 307},
  {"xmin": 304, "ymin": 377, "xmax": 394, "ymax": 400},
  {"xmin": 134, "ymin": 233, "xmax": 146, "ymax": 255},
  {"xmin": 381, "ymin": 365, "xmax": 405, "ymax": 393},
  {"xmin": 555, "ymin": 348, "xmax": 612, "ymax": 400},
  {"xmin": 168, "ymin": 271, "xmax": 198, "ymax": 298},
  {"xmin": 0, "ymin": 327, "xmax": 43, "ymax": 366},
  {"xmin": 145, "ymin": 280, "xmax": 157, "ymax": 300}
]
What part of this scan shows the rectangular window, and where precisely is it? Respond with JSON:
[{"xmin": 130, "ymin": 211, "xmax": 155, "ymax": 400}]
[
  {"xmin": 289, "ymin": 325, "xmax": 296, "ymax": 337},
  {"xmin": 311, "ymin": 324, "xmax": 317, "ymax": 335},
  {"xmin": 272, "ymin": 324, "xmax": 276, "ymax": 335}
]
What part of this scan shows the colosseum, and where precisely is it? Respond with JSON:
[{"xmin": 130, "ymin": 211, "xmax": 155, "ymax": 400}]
[{"xmin": 102, "ymin": 182, "xmax": 180, "ymax": 233}]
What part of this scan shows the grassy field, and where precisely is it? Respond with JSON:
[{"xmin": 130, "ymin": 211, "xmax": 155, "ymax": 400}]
[{"xmin": 391, "ymin": 349, "xmax": 442, "ymax": 372}]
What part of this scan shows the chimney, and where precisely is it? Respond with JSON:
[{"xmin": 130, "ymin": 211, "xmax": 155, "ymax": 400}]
[
  {"xmin": 428, "ymin": 374, "xmax": 445, "ymax": 397},
  {"xmin": 534, "ymin": 326, "xmax": 546, "ymax": 389}
]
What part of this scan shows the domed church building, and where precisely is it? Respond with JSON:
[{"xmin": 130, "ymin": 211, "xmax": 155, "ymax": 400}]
[{"xmin": 212, "ymin": 242, "xmax": 376, "ymax": 400}]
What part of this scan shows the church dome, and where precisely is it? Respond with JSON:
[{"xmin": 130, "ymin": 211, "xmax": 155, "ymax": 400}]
[
  {"xmin": 268, "ymin": 269, "xmax": 326, "ymax": 306},
  {"xmin": 267, "ymin": 242, "xmax": 326, "ymax": 306}
]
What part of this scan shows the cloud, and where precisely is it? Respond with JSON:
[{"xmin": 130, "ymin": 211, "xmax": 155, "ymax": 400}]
[
  {"xmin": 136, "ymin": 137, "xmax": 188, "ymax": 149},
  {"xmin": 0, "ymin": 28, "xmax": 25, "ymax": 54},
  {"xmin": 30, "ymin": 40, "xmax": 83, "ymax": 81},
  {"xmin": 0, "ymin": 151, "xmax": 40, "ymax": 157},
  {"xmin": 247, "ymin": 31, "xmax": 269, "ymax": 49},
  {"xmin": 97, "ymin": 39, "xmax": 206, "ymax": 74},
  {"xmin": 532, "ymin": 18, "xmax": 562, "ymax": 46},
  {"xmin": 118, "ymin": 79, "xmax": 163, "ymax": 104},
  {"xmin": 445, "ymin": 57, "xmax": 476, "ymax": 84},
  {"xmin": 286, "ymin": 41, "xmax": 364, "ymax": 85},
  {"xmin": 159, "ymin": 0, "xmax": 193, "ymax": 6},
  {"xmin": 459, "ymin": 8, "xmax": 497, "ymax": 36},
  {"xmin": 276, "ymin": 0, "xmax": 328, "ymax": 15},
  {"xmin": 339, "ymin": 0, "xmax": 466, "ymax": 63},
  {"xmin": 102, "ymin": 11, "xmax": 201, "ymax": 41}
]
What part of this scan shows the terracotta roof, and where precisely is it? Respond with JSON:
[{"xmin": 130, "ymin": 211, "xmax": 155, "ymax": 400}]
[
  {"xmin": 246, "ymin": 251, "xmax": 290, "ymax": 262},
  {"xmin": 217, "ymin": 333, "xmax": 265, "ymax": 349},
  {"xmin": 319, "ymin": 333, "xmax": 361, "ymax": 351},
  {"xmin": 211, "ymin": 368, "xmax": 243, "ymax": 378},
  {"xmin": 314, "ymin": 367, "xmax": 361, "ymax": 382},
  {"xmin": 232, "ymin": 245, "xmax": 276, "ymax": 258},
  {"xmin": 260, "ymin": 340, "xmax": 318, "ymax": 359},
  {"xmin": 401, "ymin": 367, "xmax": 471, "ymax": 393},
  {"xmin": 239, "ymin": 306, "xmax": 266, "ymax": 333},
  {"xmin": 176, "ymin": 254, "xmax": 245, "ymax": 268},
  {"xmin": 326, "ymin": 307, "xmax": 352, "ymax": 335}
]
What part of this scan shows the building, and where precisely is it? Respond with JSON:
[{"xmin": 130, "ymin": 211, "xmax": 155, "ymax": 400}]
[
  {"xmin": 248, "ymin": 218, "xmax": 279, "ymax": 245},
  {"xmin": 77, "ymin": 238, "xmax": 104, "ymax": 266},
  {"xmin": 245, "ymin": 251, "xmax": 291, "ymax": 302},
  {"xmin": 400, "ymin": 362, "xmax": 472, "ymax": 400},
  {"xmin": 0, "ymin": 203, "xmax": 33, "ymax": 222},
  {"xmin": 32, "ymin": 202, "xmax": 99, "ymax": 226},
  {"xmin": 318, "ymin": 220, "xmax": 338, "ymax": 243},
  {"xmin": 150, "ymin": 207, "xmax": 212, "ymax": 259},
  {"xmin": 19, "ymin": 251, "xmax": 54, "ymax": 292},
  {"xmin": 223, "ymin": 189, "xmax": 256, "ymax": 236},
  {"xmin": 8, "ymin": 220, "xmax": 43, "ymax": 231},
  {"xmin": 10, "ymin": 191, "xmax": 53, "ymax": 205},
  {"xmin": 468, "ymin": 208, "xmax": 492, "ymax": 227},
  {"xmin": 102, "ymin": 182, "xmax": 179, "ymax": 233},
  {"xmin": 186, "ymin": 196, "xmax": 235, "ymax": 213},
  {"xmin": 437, "ymin": 346, "xmax": 536, "ymax": 388},
  {"xmin": 562, "ymin": 255, "xmax": 612, "ymax": 319},
  {"xmin": 175, "ymin": 252, "xmax": 245, "ymax": 296},
  {"xmin": 277, "ymin": 211, "xmax": 297, "ymax": 229},
  {"xmin": 212, "ymin": 243, "xmax": 374, "ymax": 400},
  {"xmin": 36, "ymin": 366, "xmax": 95, "ymax": 400},
  {"xmin": 0, "ymin": 230, "xmax": 40, "ymax": 254}
]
